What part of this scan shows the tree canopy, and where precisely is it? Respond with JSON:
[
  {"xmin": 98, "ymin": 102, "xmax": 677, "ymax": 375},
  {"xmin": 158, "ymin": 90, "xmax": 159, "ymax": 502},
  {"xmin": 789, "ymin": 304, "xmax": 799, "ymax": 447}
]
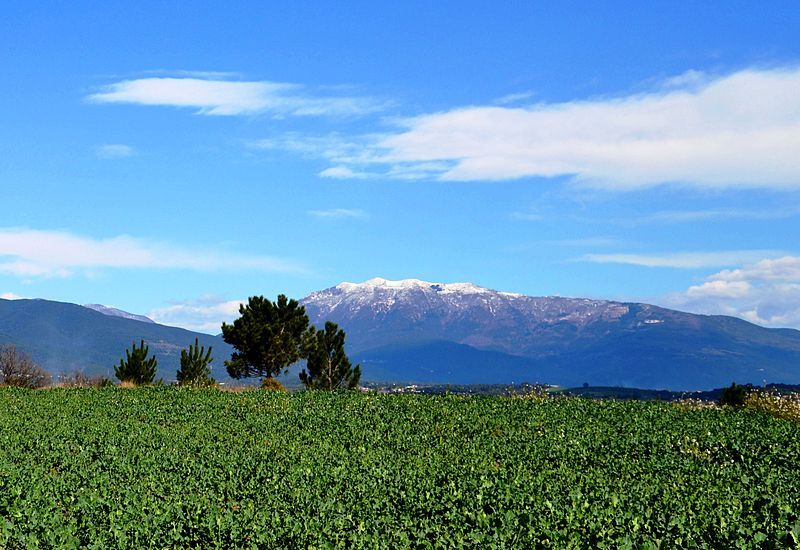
[
  {"xmin": 177, "ymin": 338, "xmax": 215, "ymax": 387},
  {"xmin": 300, "ymin": 321, "xmax": 361, "ymax": 390},
  {"xmin": 221, "ymin": 295, "xmax": 314, "ymax": 380},
  {"xmin": 114, "ymin": 340, "xmax": 157, "ymax": 385}
]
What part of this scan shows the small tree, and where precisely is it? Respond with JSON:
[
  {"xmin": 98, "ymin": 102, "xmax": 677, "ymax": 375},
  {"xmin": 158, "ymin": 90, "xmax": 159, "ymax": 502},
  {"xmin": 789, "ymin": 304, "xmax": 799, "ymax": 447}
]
[
  {"xmin": 114, "ymin": 340, "xmax": 157, "ymax": 385},
  {"xmin": 300, "ymin": 321, "xmax": 361, "ymax": 390},
  {"xmin": 177, "ymin": 338, "xmax": 215, "ymax": 387},
  {"xmin": 0, "ymin": 344, "xmax": 51, "ymax": 388},
  {"xmin": 222, "ymin": 295, "xmax": 314, "ymax": 382},
  {"xmin": 720, "ymin": 382, "xmax": 749, "ymax": 407}
]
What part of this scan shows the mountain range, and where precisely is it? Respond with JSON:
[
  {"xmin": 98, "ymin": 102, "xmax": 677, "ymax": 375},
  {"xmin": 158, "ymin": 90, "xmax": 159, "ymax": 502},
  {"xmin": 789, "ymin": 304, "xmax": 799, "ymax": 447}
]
[
  {"xmin": 0, "ymin": 298, "xmax": 232, "ymax": 383},
  {"xmin": 301, "ymin": 278, "xmax": 800, "ymax": 390},
  {"xmin": 1, "ymin": 278, "xmax": 800, "ymax": 390}
]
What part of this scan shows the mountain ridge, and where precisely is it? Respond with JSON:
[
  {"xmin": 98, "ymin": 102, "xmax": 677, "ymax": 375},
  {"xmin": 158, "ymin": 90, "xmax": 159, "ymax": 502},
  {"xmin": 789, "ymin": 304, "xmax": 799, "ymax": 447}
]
[
  {"xmin": 83, "ymin": 303, "xmax": 155, "ymax": 324},
  {"xmin": 1, "ymin": 279, "xmax": 799, "ymax": 390},
  {"xmin": 301, "ymin": 278, "xmax": 800, "ymax": 390},
  {"xmin": 0, "ymin": 298, "xmax": 232, "ymax": 382}
]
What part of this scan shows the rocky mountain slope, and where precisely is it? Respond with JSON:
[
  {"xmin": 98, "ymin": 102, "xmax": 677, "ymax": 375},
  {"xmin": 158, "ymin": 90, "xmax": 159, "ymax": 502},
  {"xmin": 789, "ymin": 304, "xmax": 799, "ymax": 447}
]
[{"xmin": 302, "ymin": 278, "xmax": 800, "ymax": 389}]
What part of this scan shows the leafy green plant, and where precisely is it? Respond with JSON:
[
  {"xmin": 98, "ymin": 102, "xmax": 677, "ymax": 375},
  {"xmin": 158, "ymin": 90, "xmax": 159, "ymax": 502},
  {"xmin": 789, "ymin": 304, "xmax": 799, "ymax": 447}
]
[
  {"xmin": 0, "ymin": 389, "xmax": 798, "ymax": 547},
  {"xmin": 177, "ymin": 338, "xmax": 215, "ymax": 387},
  {"xmin": 114, "ymin": 339, "xmax": 157, "ymax": 385}
]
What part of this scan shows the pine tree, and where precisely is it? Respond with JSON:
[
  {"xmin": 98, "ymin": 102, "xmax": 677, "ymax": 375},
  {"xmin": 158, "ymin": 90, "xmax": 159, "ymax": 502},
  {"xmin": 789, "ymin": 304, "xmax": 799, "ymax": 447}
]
[
  {"xmin": 114, "ymin": 340, "xmax": 157, "ymax": 385},
  {"xmin": 177, "ymin": 338, "xmax": 215, "ymax": 387},
  {"xmin": 300, "ymin": 321, "xmax": 361, "ymax": 390},
  {"xmin": 222, "ymin": 295, "xmax": 314, "ymax": 381}
]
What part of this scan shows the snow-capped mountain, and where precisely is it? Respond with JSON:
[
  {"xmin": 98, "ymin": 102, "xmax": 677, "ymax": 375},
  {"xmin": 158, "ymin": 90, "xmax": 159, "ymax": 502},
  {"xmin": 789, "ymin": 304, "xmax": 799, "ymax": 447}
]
[
  {"xmin": 302, "ymin": 278, "xmax": 800, "ymax": 390},
  {"xmin": 303, "ymin": 277, "xmax": 641, "ymax": 355},
  {"xmin": 83, "ymin": 304, "xmax": 155, "ymax": 324}
]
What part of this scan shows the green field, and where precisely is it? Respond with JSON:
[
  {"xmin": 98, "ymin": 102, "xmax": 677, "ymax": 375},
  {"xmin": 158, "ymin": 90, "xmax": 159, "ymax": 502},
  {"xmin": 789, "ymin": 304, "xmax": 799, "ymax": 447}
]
[{"xmin": 1, "ymin": 388, "xmax": 799, "ymax": 548}]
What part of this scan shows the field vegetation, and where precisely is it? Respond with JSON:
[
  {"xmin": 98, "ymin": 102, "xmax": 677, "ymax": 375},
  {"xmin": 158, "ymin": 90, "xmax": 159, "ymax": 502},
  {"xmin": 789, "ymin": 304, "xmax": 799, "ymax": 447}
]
[{"xmin": 0, "ymin": 388, "xmax": 798, "ymax": 547}]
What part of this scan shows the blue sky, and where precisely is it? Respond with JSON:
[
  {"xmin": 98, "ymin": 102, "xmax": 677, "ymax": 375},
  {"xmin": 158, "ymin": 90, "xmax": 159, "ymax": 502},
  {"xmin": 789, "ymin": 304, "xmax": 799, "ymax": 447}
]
[{"xmin": 2, "ymin": 1, "xmax": 800, "ymax": 332}]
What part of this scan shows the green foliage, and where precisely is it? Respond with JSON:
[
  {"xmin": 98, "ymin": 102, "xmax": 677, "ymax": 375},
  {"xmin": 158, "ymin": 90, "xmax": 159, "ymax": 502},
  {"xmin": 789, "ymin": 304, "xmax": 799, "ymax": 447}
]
[
  {"xmin": 221, "ymin": 295, "xmax": 313, "ymax": 381},
  {"xmin": 177, "ymin": 338, "xmax": 215, "ymax": 387},
  {"xmin": 300, "ymin": 321, "xmax": 361, "ymax": 390},
  {"xmin": 720, "ymin": 382, "xmax": 750, "ymax": 407},
  {"xmin": 0, "ymin": 389, "xmax": 799, "ymax": 547},
  {"xmin": 114, "ymin": 340, "xmax": 157, "ymax": 385}
]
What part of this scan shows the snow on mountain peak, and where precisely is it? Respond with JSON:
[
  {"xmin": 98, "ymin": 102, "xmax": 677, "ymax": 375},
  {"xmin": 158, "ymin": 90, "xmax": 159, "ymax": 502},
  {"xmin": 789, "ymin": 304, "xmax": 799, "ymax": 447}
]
[
  {"xmin": 83, "ymin": 304, "xmax": 155, "ymax": 324},
  {"xmin": 334, "ymin": 277, "xmax": 502, "ymax": 295}
]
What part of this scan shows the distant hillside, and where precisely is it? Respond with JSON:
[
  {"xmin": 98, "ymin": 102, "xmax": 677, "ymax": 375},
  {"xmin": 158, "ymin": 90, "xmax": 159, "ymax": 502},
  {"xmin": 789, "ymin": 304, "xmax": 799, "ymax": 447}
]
[
  {"xmin": 303, "ymin": 278, "xmax": 800, "ymax": 390},
  {"xmin": 0, "ymin": 298, "xmax": 233, "ymax": 382}
]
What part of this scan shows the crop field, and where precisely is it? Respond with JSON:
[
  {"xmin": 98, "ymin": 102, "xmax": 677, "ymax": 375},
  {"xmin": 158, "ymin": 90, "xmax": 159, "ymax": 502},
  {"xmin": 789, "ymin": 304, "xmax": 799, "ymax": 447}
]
[{"xmin": 1, "ymin": 388, "xmax": 799, "ymax": 548}]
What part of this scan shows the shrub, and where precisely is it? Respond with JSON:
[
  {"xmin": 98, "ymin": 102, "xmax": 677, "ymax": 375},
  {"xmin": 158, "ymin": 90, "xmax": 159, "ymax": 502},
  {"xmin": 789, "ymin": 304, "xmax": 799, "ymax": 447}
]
[
  {"xmin": 58, "ymin": 370, "xmax": 113, "ymax": 388},
  {"xmin": 0, "ymin": 344, "xmax": 51, "ymax": 388},
  {"xmin": 261, "ymin": 377, "xmax": 287, "ymax": 392},
  {"xmin": 719, "ymin": 382, "xmax": 750, "ymax": 407}
]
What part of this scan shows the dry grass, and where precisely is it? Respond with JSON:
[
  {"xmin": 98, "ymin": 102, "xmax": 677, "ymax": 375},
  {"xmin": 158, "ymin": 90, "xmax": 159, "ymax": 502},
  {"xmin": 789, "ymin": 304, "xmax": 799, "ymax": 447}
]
[
  {"xmin": 56, "ymin": 370, "xmax": 112, "ymax": 388},
  {"xmin": 745, "ymin": 390, "xmax": 800, "ymax": 422},
  {"xmin": 672, "ymin": 398, "xmax": 719, "ymax": 411},
  {"xmin": 260, "ymin": 378, "xmax": 287, "ymax": 392}
]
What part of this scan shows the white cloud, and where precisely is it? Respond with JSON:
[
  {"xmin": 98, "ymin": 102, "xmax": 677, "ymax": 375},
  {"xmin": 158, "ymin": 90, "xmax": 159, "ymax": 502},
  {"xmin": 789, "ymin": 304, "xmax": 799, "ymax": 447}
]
[
  {"xmin": 0, "ymin": 292, "xmax": 23, "ymax": 300},
  {"xmin": 88, "ymin": 77, "xmax": 383, "ymax": 117},
  {"xmin": 307, "ymin": 208, "xmax": 368, "ymax": 220},
  {"xmin": 148, "ymin": 296, "xmax": 245, "ymax": 334},
  {"xmin": 664, "ymin": 256, "xmax": 800, "ymax": 328},
  {"xmin": 581, "ymin": 250, "xmax": 782, "ymax": 269},
  {"xmin": 0, "ymin": 228, "xmax": 306, "ymax": 278},
  {"xmin": 318, "ymin": 166, "xmax": 374, "ymax": 180},
  {"xmin": 322, "ymin": 67, "xmax": 800, "ymax": 188},
  {"xmin": 95, "ymin": 144, "xmax": 135, "ymax": 159}
]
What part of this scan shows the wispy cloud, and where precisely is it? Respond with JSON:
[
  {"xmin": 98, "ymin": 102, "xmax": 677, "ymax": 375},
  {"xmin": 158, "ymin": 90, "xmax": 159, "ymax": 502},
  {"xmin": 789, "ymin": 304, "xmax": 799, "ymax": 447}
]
[
  {"xmin": 494, "ymin": 91, "xmax": 536, "ymax": 105},
  {"xmin": 148, "ymin": 296, "xmax": 245, "ymax": 334},
  {"xmin": 95, "ymin": 144, "xmax": 135, "ymax": 159},
  {"xmin": 547, "ymin": 237, "xmax": 623, "ymax": 247},
  {"xmin": 307, "ymin": 208, "xmax": 368, "ymax": 220},
  {"xmin": 0, "ymin": 228, "xmax": 307, "ymax": 278},
  {"xmin": 0, "ymin": 292, "xmax": 23, "ymax": 300},
  {"xmin": 663, "ymin": 256, "xmax": 800, "ymax": 328},
  {"xmin": 249, "ymin": 133, "xmax": 382, "ymax": 164},
  {"xmin": 88, "ymin": 77, "xmax": 384, "ymax": 117},
  {"xmin": 318, "ymin": 67, "xmax": 800, "ymax": 188},
  {"xmin": 580, "ymin": 250, "xmax": 782, "ymax": 269},
  {"xmin": 509, "ymin": 211, "xmax": 545, "ymax": 222},
  {"xmin": 630, "ymin": 206, "xmax": 800, "ymax": 224}
]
